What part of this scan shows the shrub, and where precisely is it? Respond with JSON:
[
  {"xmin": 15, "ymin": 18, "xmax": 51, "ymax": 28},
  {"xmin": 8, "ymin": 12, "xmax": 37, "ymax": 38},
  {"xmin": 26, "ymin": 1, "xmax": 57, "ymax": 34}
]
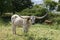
[
  {"xmin": 47, "ymin": 12, "xmax": 60, "ymax": 24},
  {"xmin": 18, "ymin": 5, "xmax": 48, "ymax": 16}
]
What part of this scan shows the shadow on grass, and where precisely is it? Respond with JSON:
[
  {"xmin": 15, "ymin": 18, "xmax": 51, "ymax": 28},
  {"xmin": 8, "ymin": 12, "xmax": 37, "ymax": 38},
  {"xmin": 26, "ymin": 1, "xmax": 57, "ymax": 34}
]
[
  {"xmin": 15, "ymin": 33, "xmax": 35, "ymax": 40},
  {"xmin": 27, "ymin": 35, "xmax": 52, "ymax": 40},
  {"xmin": 37, "ymin": 37, "xmax": 52, "ymax": 40},
  {"xmin": 11, "ymin": 32, "xmax": 53, "ymax": 40}
]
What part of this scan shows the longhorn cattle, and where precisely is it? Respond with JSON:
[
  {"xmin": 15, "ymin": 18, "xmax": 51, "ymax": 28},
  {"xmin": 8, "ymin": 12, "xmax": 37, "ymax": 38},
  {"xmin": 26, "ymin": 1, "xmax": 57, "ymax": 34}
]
[
  {"xmin": 11, "ymin": 14, "xmax": 31, "ymax": 34},
  {"xmin": 11, "ymin": 13, "xmax": 47, "ymax": 34}
]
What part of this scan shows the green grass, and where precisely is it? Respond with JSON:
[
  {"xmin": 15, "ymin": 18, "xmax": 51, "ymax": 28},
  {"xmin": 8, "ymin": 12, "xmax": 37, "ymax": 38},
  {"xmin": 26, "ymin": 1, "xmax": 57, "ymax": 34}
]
[
  {"xmin": 0, "ymin": 17, "xmax": 60, "ymax": 40},
  {"xmin": 0, "ymin": 23, "xmax": 60, "ymax": 40}
]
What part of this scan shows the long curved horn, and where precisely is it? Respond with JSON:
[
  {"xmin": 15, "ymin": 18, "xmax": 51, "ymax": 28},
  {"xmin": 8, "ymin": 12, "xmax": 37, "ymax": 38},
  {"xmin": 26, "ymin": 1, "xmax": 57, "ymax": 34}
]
[
  {"xmin": 36, "ymin": 13, "xmax": 48, "ymax": 19},
  {"xmin": 19, "ymin": 16, "xmax": 30, "ymax": 19}
]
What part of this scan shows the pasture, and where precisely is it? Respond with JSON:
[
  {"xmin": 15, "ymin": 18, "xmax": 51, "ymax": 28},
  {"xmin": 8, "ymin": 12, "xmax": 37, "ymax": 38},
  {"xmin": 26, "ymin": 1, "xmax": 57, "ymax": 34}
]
[
  {"xmin": 0, "ymin": 22, "xmax": 60, "ymax": 40},
  {"xmin": 0, "ymin": 0, "xmax": 60, "ymax": 40}
]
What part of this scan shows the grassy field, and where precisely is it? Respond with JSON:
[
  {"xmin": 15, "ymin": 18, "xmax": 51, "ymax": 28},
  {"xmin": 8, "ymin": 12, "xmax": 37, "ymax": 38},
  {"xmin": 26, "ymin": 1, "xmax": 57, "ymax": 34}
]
[{"xmin": 0, "ymin": 23, "xmax": 60, "ymax": 40}]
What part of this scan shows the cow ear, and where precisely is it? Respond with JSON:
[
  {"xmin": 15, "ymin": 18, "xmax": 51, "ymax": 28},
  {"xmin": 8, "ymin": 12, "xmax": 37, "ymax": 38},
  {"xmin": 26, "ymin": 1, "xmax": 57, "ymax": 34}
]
[{"xmin": 27, "ymin": 18, "xmax": 30, "ymax": 21}]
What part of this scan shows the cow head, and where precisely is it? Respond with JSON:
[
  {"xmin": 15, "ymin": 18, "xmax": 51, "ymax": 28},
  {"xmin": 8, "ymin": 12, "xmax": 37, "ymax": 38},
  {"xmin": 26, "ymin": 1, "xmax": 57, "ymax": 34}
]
[{"xmin": 30, "ymin": 16, "xmax": 36, "ymax": 25}]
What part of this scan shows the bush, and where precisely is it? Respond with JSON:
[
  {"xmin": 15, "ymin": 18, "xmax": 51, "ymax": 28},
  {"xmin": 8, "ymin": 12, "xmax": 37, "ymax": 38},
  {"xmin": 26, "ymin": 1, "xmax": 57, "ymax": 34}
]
[
  {"xmin": 47, "ymin": 12, "xmax": 60, "ymax": 24},
  {"xmin": 18, "ymin": 5, "xmax": 48, "ymax": 16},
  {"xmin": 17, "ymin": 5, "xmax": 48, "ymax": 23}
]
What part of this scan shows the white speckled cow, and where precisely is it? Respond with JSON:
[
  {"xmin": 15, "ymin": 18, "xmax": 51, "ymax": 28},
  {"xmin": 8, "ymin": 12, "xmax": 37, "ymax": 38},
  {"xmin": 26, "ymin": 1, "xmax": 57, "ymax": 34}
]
[
  {"xmin": 11, "ymin": 14, "xmax": 31, "ymax": 34},
  {"xmin": 11, "ymin": 13, "xmax": 47, "ymax": 34}
]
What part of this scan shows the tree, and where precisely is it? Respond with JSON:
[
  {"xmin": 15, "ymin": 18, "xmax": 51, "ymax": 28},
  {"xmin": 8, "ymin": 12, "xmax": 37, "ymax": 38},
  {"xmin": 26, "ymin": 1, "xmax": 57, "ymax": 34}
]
[
  {"xmin": 12, "ymin": 0, "xmax": 33, "ymax": 14},
  {"xmin": 44, "ymin": 0, "xmax": 57, "ymax": 11},
  {"xmin": 57, "ymin": 0, "xmax": 60, "ymax": 11},
  {"xmin": 0, "ymin": 0, "xmax": 12, "ymax": 15},
  {"xmin": 0, "ymin": 0, "xmax": 33, "ymax": 15},
  {"xmin": 0, "ymin": 0, "xmax": 4, "ymax": 15}
]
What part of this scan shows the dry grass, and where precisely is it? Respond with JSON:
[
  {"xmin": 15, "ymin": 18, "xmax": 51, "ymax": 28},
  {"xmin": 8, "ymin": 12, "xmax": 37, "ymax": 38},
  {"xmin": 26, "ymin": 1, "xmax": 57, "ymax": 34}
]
[{"xmin": 0, "ymin": 24, "xmax": 60, "ymax": 40}]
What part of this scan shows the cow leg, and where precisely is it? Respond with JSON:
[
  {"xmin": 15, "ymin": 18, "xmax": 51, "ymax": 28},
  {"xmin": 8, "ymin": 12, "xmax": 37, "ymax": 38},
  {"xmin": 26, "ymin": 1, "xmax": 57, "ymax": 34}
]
[
  {"xmin": 23, "ymin": 26, "xmax": 29, "ymax": 36},
  {"xmin": 12, "ymin": 25, "xmax": 16, "ymax": 34},
  {"xmin": 23, "ymin": 26, "xmax": 28, "ymax": 33},
  {"xmin": 23, "ymin": 20, "xmax": 28, "ymax": 33}
]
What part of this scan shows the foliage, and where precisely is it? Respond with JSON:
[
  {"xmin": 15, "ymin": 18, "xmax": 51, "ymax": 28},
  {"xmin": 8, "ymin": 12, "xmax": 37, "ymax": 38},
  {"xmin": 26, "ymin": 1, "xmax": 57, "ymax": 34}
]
[
  {"xmin": 0, "ymin": 0, "xmax": 33, "ymax": 15},
  {"xmin": 57, "ymin": 3, "xmax": 60, "ymax": 11},
  {"xmin": 58, "ymin": 0, "xmax": 60, "ymax": 11},
  {"xmin": 47, "ymin": 12, "xmax": 60, "ymax": 25},
  {"xmin": 18, "ymin": 5, "xmax": 48, "ymax": 16},
  {"xmin": 0, "ymin": 0, "xmax": 12, "ymax": 15},
  {"xmin": 12, "ymin": 0, "xmax": 33, "ymax": 13},
  {"xmin": 45, "ymin": 0, "xmax": 58, "ymax": 11}
]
